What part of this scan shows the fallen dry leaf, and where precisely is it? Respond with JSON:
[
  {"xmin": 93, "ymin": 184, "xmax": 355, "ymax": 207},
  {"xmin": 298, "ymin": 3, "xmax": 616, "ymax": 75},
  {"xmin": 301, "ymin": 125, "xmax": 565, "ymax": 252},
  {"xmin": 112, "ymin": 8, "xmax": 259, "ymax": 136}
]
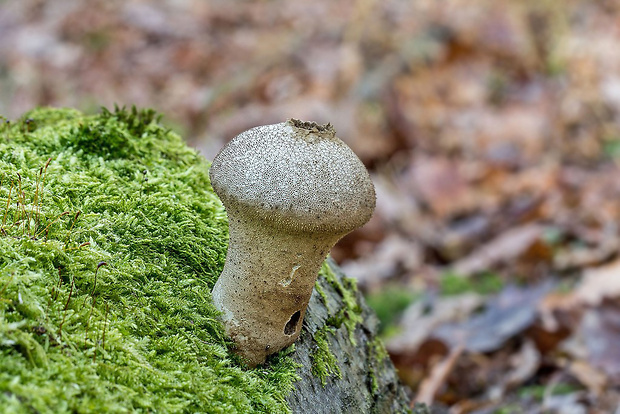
[
  {"xmin": 387, "ymin": 293, "xmax": 484, "ymax": 358},
  {"xmin": 407, "ymin": 155, "xmax": 473, "ymax": 218},
  {"xmin": 542, "ymin": 392, "xmax": 589, "ymax": 414},
  {"xmin": 568, "ymin": 359, "xmax": 608, "ymax": 397},
  {"xmin": 576, "ymin": 302, "xmax": 620, "ymax": 383},
  {"xmin": 432, "ymin": 281, "xmax": 555, "ymax": 352},
  {"xmin": 575, "ymin": 259, "xmax": 620, "ymax": 306},
  {"xmin": 450, "ymin": 224, "xmax": 547, "ymax": 277},
  {"xmin": 340, "ymin": 233, "xmax": 423, "ymax": 290},
  {"xmin": 415, "ymin": 345, "xmax": 465, "ymax": 406},
  {"xmin": 503, "ymin": 340, "xmax": 541, "ymax": 389}
]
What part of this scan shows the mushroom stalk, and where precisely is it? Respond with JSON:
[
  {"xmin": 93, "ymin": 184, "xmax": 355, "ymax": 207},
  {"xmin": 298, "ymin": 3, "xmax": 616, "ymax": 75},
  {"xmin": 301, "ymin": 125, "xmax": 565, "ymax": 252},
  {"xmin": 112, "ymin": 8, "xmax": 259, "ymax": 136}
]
[
  {"xmin": 210, "ymin": 119, "xmax": 375, "ymax": 367},
  {"xmin": 212, "ymin": 214, "xmax": 337, "ymax": 366}
]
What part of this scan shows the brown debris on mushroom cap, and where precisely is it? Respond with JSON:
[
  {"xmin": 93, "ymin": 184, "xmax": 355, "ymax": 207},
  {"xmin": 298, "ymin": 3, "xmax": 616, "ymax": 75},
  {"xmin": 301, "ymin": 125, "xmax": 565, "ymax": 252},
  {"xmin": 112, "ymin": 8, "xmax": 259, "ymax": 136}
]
[{"xmin": 209, "ymin": 119, "xmax": 375, "ymax": 367}]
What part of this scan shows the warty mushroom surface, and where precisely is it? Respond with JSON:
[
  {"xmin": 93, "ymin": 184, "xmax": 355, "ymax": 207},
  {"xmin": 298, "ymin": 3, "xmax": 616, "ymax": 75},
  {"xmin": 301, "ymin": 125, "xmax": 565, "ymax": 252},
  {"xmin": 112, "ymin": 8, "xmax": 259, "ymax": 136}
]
[{"xmin": 209, "ymin": 119, "xmax": 375, "ymax": 367}]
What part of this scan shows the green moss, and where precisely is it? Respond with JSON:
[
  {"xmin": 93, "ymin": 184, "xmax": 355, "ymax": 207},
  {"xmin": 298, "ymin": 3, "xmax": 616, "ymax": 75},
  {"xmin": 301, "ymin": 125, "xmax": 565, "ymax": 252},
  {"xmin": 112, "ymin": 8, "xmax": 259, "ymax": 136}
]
[
  {"xmin": 604, "ymin": 138, "xmax": 620, "ymax": 158},
  {"xmin": 310, "ymin": 326, "xmax": 341, "ymax": 386},
  {"xmin": 440, "ymin": 271, "xmax": 504, "ymax": 296},
  {"xmin": 319, "ymin": 261, "xmax": 363, "ymax": 344},
  {"xmin": 314, "ymin": 280, "xmax": 329, "ymax": 312},
  {"xmin": 366, "ymin": 285, "xmax": 417, "ymax": 336},
  {"xmin": 368, "ymin": 336, "xmax": 389, "ymax": 363},
  {"xmin": 494, "ymin": 405, "xmax": 526, "ymax": 414},
  {"xmin": 0, "ymin": 107, "xmax": 300, "ymax": 413},
  {"xmin": 367, "ymin": 337, "xmax": 389, "ymax": 394},
  {"xmin": 308, "ymin": 262, "xmax": 365, "ymax": 386},
  {"xmin": 517, "ymin": 382, "xmax": 580, "ymax": 402}
]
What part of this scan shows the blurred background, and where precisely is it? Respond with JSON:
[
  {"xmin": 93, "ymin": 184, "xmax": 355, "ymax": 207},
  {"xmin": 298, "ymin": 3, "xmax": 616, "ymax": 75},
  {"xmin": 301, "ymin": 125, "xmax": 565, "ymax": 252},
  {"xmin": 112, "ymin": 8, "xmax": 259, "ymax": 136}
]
[{"xmin": 2, "ymin": 0, "xmax": 620, "ymax": 411}]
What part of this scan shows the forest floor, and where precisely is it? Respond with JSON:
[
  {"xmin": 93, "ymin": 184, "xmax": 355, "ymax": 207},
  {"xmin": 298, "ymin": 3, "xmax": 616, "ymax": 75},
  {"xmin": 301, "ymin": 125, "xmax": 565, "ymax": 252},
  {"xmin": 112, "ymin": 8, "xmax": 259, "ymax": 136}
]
[{"xmin": 1, "ymin": 0, "xmax": 620, "ymax": 412}]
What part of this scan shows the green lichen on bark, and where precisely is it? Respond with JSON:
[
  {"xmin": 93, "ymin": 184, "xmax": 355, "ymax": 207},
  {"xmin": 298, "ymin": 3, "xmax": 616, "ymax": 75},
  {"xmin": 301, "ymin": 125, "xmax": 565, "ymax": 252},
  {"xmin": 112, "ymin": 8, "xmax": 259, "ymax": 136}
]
[
  {"xmin": 308, "ymin": 261, "xmax": 366, "ymax": 386},
  {"xmin": 313, "ymin": 279, "xmax": 329, "ymax": 312},
  {"xmin": 367, "ymin": 337, "xmax": 389, "ymax": 394},
  {"xmin": 0, "ymin": 107, "xmax": 300, "ymax": 413},
  {"xmin": 290, "ymin": 259, "xmax": 415, "ymax": 413},
  {"xmin": 320, "ymin": 260, "xmax": 363, "ymax": 344},
  {"xmin": 310, "ymin": 326, "xmax": 342, "ymax": 386}
]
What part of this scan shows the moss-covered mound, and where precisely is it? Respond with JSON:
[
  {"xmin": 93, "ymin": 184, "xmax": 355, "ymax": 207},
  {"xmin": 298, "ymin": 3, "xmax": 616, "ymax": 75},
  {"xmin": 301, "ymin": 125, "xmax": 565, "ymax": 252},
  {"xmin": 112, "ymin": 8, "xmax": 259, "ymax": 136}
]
[{"xmin": 0, "ymin": 107, "xmax": 300, "ymax": 413}]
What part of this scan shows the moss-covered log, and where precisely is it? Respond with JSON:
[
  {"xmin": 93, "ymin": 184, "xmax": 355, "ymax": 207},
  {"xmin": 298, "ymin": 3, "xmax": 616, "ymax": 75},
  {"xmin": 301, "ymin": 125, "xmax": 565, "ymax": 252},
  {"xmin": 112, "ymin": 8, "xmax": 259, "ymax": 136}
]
[
  {"xmin": 287, "ymin": 259, "xmax": 414, "ymax": 413},
  {"xmin": 0, "ymin": 107, "xmax": 421, "ymax": 413}
]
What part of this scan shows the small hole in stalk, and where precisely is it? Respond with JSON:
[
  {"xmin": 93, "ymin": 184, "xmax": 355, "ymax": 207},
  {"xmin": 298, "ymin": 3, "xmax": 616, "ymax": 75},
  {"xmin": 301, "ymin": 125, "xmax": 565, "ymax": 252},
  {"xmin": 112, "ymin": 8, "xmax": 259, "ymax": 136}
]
[{"xmin": 284, "ymin": 310, "xmax": 301, "ymax": 335}]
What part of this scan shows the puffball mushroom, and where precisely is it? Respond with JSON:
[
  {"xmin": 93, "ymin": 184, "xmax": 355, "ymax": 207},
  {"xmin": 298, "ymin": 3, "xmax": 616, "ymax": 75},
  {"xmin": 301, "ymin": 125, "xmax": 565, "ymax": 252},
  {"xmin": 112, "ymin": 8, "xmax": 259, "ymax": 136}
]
[{"xmin": 209, "ymin": 119, "xmax": 376, "ymax": 367}]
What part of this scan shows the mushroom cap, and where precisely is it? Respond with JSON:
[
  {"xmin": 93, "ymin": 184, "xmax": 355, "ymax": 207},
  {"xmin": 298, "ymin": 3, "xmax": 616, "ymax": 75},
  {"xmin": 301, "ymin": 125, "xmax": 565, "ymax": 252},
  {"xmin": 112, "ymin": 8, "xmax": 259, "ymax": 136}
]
[{"xmin": 209, "ymin": 119, "xmax": 376, "ymax": 234}]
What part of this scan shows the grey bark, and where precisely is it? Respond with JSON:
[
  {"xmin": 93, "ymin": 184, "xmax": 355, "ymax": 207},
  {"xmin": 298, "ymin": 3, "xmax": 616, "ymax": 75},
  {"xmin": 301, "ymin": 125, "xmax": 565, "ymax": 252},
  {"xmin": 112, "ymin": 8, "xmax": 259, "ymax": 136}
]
[{"xmin": 285, "ymin": 258, "xmax": 430, "ymax": 414}]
